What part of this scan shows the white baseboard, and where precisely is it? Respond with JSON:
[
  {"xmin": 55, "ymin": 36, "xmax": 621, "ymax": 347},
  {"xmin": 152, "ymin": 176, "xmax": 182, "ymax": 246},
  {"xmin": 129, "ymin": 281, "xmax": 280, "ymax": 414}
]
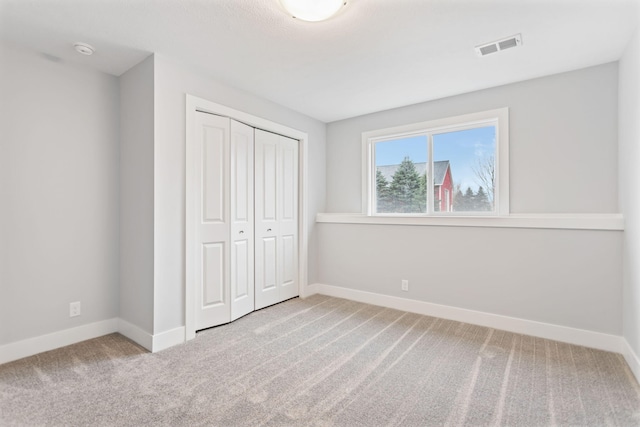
[
  {"xmin": 622, "ymin": 339, "xmax": 640, "ymax": 384},
  {"xmin": 301, "ymin": 283, "xmax": 320, "ymax": 298},
  {"xmin": 118, "ymin": 318, "xmax": 187, "ymax": 353},
  {"xmin": 0, "ymin": 318, "xmax": 189, "ymax": 365},
  {"xmin": 152, "ymin": 326, "xmax": 185, "ymax": 352},
  {"xmin": 2, "ymin": 292, "xmax": 632, "ymax": 379},
  {"xmin": 0, "ymin": 318, "xmax": 119, "ymax": 365},
  {"xmin": 117, "ymin": 318, "xmax": 153, "ymax": 351},
  {"xmin": 118, "ymin": 320, "xmax": 185, "ymax": 352},
  {"xmin": 312, "ymin": 283, "xmax": 624, "ymax": 354}
]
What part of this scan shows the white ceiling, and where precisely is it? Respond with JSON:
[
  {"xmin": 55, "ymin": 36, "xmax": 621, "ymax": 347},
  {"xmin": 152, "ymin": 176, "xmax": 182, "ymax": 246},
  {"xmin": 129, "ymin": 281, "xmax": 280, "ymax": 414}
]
[{"xmin": 0, "ymin": 0, "xmax": 637, "ymax": 123}]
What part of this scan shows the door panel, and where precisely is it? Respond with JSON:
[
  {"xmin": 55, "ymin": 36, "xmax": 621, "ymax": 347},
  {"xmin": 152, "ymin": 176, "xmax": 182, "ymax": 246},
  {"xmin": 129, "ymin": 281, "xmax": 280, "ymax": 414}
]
[
  {"xmin": 255, "ymin": 130, "xmax": 278, "ymax": 309},
  {"xmin": 202, "ymin": 243, "xmax": 225, "ymax": 306},
  {"xmin": 260, "ymin": 137, "xmax": 278, "ymax": 222},
  {"xmin": 262, "ymin": 237, "xmax": 277, "ymax": 291},
  {"xmin": 282, "ymin": 235, "xmax": 295, "ymax": 284},
  {"xmin": 203, "ymin": 127, "xmax": 226, "ymax": 223},
  {"xmin": 232, "ymin": 239, "xmax": 249, "ymax": 299},
  {"xmin": 233, "ymin": 127, "xmax": 251, "ymax": 222},
  {"xmin": 195, "ymin": 113, "xmax": 231, "ymax": 330},
  {"xmin": 255, "ymin": 236, "xmax": 278, "ymax": 308},
  {"xmin": 279, "ymin": 137, "xmax": 298, "ymax": 301},
  {"xmin": 255, "ymin": 129, "xmax": 299, "ymax": 310},
  {"xmin": 230, "ymin": 120, "xmax": 255, "ymax": 321},
  {"xmin": 282, "ymin": 143, "xmax": 296, "ymax": 221}
]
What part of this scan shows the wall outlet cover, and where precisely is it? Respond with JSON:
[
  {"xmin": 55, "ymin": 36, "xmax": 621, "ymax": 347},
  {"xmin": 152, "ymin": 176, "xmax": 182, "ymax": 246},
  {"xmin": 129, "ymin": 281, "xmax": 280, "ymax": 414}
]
[{"xmin": 70, "ymin": 301, "xmax": 81, "ymax": 317}]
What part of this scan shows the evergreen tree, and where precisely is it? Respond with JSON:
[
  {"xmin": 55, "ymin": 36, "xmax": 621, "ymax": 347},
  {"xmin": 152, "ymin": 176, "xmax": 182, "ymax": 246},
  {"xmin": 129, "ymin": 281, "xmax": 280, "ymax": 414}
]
[
  {"xmin": 453, "ymin": 189, "xmax": 465, "ymax": 211},
  {"xmin": 389, "ymin": 157, "xmax": 423, "ymax": 213},
  {"xmin": 417, "ymin": 173, "xmax": 427, "ymax": 213},
  {"xmin": 475, "ymin": 186, "xmax": 491, "ymax": 211},
  {"xmin": 464, "ymin": 186, "xmax": 475, "ymax": 199},
  {"xmin": 452, "ymin": 186, "xmax": 491, "ymax": 212},
  {"xmin": 376, "ymin": 169, "xmax": 392, "ymax": 212},
  {"xmin": 456, "ymin": 186, "xmax": 475, "ymax": 211}
]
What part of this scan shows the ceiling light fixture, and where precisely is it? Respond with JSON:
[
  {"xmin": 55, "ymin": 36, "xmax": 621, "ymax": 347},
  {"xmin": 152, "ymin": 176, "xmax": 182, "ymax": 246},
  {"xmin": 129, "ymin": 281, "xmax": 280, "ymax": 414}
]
[
  {"xmin": 279, "ymin": 0, "xmax": 346, "ymax": 22},
  {"xmin": 73, "ymin": 42, "xmax": 95, "ymax": 56}
]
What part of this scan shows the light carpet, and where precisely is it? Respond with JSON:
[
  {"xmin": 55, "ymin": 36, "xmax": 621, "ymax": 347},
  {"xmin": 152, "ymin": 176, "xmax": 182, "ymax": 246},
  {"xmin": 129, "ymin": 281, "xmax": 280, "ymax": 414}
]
[{"xmin": 1, "ymin": 295, "xmax": 640, "ymax": 426}]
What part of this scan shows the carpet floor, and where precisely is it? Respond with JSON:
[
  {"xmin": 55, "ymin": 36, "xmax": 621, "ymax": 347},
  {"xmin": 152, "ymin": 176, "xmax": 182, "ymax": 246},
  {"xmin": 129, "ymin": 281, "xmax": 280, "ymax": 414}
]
[{"xmin": 1, "ymin": 295, "xmax": 640, "ymax": 426}]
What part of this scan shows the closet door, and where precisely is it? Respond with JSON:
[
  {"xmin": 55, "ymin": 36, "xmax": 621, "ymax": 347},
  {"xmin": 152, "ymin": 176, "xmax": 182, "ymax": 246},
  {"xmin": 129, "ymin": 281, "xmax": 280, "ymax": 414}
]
[
  {"xmin": 230, "ymin": 120, "xmax": 255, "ymax": 321},
  {"xmin": 254, "ymin": 129, "xmax": 299, "ymax": 310},
  {"xmin": 194, "ymin": 112, "xmax": 231, "ymax": 330},
  {"xmin": 278, "ymin": 136, "xmax": 299, "ymax": 302}
]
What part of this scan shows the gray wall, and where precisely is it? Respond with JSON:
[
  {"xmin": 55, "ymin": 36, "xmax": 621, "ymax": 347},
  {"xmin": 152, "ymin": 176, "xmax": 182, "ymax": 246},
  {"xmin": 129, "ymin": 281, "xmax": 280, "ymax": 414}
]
[
  {"xmin": 319, "ymin": 63, "xmax": 623, "ymax": 334},
  {"xmin": 0, "ymin": 41, "xmax": 120, "ymax": 345},
  {"xmin": 152, "ymin": 55, "xmax": 327, "ymax": 334},
  {"xmin": 318, "ymin": 224, "xmax": 622, "ymax": 334},
  {"xmin": 119, "ymin": 56, "xmax": 155, "ymax": 334},
  {"xmin": 620, "ymin": 28, "xmax": 640, "ymax": 355},
  {"xmin": 326, "ymin": 63, "xmax": 619, "ymax": 214}
]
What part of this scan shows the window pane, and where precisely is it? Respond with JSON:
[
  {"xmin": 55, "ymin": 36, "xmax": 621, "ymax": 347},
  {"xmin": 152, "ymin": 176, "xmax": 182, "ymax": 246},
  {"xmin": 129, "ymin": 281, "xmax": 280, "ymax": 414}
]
[
  {"xmin": 374, "ymin": 135, "xmax": 427, "ymax": 213},
  {"xmin": 433, "ymin": 126, "xmax": 496, "ymax": 212}
]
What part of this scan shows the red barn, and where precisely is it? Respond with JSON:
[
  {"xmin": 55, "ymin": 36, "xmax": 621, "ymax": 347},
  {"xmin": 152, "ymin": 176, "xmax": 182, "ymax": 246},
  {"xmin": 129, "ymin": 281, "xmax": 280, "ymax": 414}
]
[{"xmin": 433, "ymin": 160, "xmax": 453, "ymax": 212}]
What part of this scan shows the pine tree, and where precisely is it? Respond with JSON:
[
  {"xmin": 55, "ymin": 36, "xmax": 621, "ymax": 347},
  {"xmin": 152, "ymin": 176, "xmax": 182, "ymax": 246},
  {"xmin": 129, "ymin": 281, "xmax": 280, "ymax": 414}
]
[
  {"xmin": 475, "ymin": 186, "xmax": 491, "ymax": 211},
  {"xmin": 458, "ymin": 186, "xmax": 475, "ymax": 211},
  {"xmin": 417, "ymin": 173, "xmax": 427, "ymax": 213},
  {"xmin": 453, "ymin": 189, "xmax": 465, "ymax": 211},
  {"xmin": 376, "ymin": 169, "xmax": 391, "ymax": 212},
  {"xmin": 464, "ymin": 186, "xmax": 475, "ymax": 199},
  {"xmin": 389, "ymin": 157, "xmax": 424, "ymax": 213}
]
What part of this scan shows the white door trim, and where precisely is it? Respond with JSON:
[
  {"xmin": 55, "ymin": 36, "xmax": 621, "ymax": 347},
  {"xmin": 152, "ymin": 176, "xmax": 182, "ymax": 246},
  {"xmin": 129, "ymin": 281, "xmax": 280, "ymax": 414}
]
[{"xmin": 185, "ymin": 94, "xmax": 309, "ymax": 341}]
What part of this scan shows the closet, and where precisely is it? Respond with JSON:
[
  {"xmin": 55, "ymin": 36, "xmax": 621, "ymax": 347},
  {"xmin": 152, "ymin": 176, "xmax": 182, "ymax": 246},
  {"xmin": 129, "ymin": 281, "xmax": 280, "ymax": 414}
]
[{"xmin": 192, "ymin": 111, "xmax": 299, "ymax": 331}]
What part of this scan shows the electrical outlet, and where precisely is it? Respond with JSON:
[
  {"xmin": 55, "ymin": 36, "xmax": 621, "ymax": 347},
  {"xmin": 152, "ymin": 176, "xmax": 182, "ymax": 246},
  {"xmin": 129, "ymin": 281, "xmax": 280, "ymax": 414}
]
[
  {"xmin": 401, "ymin": 280, "xmax": 409, "ymax": 292},
  {"xmin": 69, "ymin": 301, "xmax": 81, "ymax": 317}
]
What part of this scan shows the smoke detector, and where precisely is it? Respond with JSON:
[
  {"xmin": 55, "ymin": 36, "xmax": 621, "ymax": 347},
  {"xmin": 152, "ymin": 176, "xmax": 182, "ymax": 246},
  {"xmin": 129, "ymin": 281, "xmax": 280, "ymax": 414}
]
[
  {"xmin": 73, "ymin": 42, "xmax": 95, "ymax": 56},
  {"xmin": 475, "ymin": 34, "xmax": 522, "ymax": 57}
]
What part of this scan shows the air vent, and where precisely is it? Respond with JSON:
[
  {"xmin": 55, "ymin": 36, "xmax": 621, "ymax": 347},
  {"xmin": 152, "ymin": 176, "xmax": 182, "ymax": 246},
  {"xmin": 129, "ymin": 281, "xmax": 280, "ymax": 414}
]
[
  {"xmin": 479, "ymin": 44, "xmax": 498, "ymax": 56},
  {"xmin": 475, "ymin": 34, "xmax": 522, "ymax": 57}
]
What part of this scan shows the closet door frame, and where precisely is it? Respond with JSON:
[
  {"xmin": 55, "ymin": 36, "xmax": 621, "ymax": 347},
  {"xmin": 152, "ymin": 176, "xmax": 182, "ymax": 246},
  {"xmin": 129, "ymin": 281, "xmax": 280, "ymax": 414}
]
[{"xmin": 185, "ymin": 94, "xmax": 310, "ymax": 341}]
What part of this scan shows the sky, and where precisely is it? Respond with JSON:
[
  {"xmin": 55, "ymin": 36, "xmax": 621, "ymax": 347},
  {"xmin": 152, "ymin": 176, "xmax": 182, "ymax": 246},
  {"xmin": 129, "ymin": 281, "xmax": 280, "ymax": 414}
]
[{"xmin": 375, "ymin": 126, "xmax": 496, "ymax": 193}]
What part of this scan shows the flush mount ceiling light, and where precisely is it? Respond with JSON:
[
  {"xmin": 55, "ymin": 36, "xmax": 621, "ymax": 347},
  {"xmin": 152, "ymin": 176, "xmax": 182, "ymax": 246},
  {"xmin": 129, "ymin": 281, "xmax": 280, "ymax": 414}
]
[
  {"xmin": 73, "ymin": 42, "xmax": 95, "ymax": 56},
  {"xmin": 279, "ymin": 0, "xmax": 346, "ymax": 22}
]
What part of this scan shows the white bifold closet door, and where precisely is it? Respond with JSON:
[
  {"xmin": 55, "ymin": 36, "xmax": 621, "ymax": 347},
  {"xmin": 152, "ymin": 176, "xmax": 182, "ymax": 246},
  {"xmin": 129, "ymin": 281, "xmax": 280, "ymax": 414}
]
[
  {"xmin": 194, "ymin": 112, "xmax": 255, "ymax": 330},
  {"xmin": 254, "ymin": 129, "xmax": 299, "ymax": 310},
  {"xmin": 229, "ymin": 120, "xmax": 255, "ymax": 321},
  {"xmin": 192, "ymin": 112, "xmax": 298, "ymax": 331}
]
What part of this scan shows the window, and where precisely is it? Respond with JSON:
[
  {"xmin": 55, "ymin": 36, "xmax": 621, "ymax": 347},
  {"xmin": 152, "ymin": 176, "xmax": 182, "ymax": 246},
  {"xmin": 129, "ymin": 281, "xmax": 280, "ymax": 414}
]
[{"xmin": 362, "ymin": 108, "xmax": 509, "ymax": 216}]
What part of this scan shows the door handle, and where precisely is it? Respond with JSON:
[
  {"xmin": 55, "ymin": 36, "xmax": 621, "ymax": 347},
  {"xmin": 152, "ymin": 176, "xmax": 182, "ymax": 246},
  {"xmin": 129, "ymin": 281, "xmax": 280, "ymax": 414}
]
[
  {"xmin": 267, "ymin": 228, "xmax": 272, "ymax": 232},
  {"xmin": 239, "ymin": 230, "xmax": 244, "ymax": 234}
]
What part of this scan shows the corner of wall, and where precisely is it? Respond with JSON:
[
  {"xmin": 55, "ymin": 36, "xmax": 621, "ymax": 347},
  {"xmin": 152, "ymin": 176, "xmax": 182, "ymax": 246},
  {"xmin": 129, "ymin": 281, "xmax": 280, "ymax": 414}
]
[
  {"xmin": 623, "ymin": 338, "xmax": 640, "ymax": 384},
  {"xmin": 119, "ymin": 53, "xmax": 156, "ymax": 337},
  {"xmin": 117, "ymin": 318, "xmax": 153, "ymax": 351},
  {"xmin": 620, "ymin": 21, "xmax": 640, "ymax": 375}
]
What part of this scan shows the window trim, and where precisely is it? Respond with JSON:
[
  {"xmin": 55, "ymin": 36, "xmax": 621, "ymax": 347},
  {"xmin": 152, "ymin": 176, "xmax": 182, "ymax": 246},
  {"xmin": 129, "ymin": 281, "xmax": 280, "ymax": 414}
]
[{"xmin": 361, "ymin": 108, "xmax": 510, "ymax": 216}]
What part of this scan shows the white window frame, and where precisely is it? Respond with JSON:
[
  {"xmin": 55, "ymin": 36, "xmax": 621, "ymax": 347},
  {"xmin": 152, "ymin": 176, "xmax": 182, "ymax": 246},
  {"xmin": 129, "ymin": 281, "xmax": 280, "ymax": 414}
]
[{"xmin": 362, "ymin": 108, "xmax": 509, "ymax": 216}]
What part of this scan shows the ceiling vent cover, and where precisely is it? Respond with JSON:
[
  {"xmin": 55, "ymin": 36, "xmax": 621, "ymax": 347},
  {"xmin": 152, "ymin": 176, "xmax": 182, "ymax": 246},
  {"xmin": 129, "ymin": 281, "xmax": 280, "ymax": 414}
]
[{"xmin": 475, "ymin": 34, "xmax": 522, "ymax": 57}]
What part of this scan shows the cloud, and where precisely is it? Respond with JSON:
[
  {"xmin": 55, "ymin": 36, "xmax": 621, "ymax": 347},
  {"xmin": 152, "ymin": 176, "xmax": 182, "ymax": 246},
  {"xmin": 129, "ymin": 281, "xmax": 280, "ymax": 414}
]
[{"xmin": 474, "ymin": 141, "xmax": 491, "ymax": 157}]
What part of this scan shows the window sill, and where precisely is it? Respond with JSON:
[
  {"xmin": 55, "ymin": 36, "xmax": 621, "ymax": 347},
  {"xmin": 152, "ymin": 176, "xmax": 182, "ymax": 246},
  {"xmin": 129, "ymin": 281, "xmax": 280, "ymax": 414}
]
[{"xmin": 315, "ymin": 213, "xmax": 624, "ymax": 231}]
